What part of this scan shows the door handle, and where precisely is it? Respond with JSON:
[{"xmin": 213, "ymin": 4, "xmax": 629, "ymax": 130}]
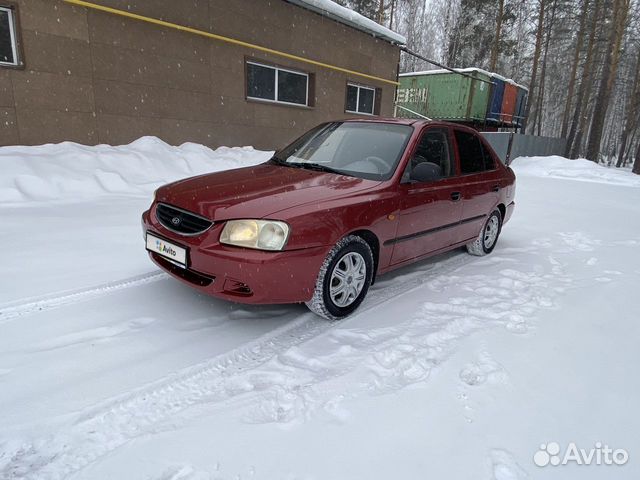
[
  {"xmin": 450, "ymin": 191, "xmax": 461, "ymax": 202},
  {"xmin": 492, "ymin": 184, "xmax": 501, "ymax": 192}
]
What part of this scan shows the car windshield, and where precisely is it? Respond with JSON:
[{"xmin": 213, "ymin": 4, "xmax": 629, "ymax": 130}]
[{"xmin": 272, "ymin": 122, "xmax": 414, "ymax": 180}]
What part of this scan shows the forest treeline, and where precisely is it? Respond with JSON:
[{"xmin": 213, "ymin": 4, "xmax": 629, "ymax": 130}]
[{"xmin": 337, "ymin": 0, "xmax": 640, "ymax": 174}]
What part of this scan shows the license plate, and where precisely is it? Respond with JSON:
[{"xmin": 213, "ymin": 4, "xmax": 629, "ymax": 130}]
[{"xmin": 146, "ymin": 233, "xmax": 187, "ymax": 267}]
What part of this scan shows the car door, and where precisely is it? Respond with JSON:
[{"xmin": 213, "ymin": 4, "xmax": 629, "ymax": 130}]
[
  {"xmin": 390, "ymin": 126, "xmax": 464, "ymax": 265},
  {"xmin": 451, "ymin": 128, "xmax": 501, "ymax": 243}
]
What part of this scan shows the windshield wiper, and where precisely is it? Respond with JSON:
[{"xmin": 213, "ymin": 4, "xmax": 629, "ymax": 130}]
[
  {"xmin": 269, "ymin": 155, "xmax": 287, "ymax": 165},
  {"xmin": 289, "ymin": 162, "xmax": 346, "ymax": 175},
  {"xmin": 270, "ymin": 158, "xmax": 350, "ymax": 176},
  {"xmin": 269, "ymin": 156, "xmax": 301, "ymax": 170}
]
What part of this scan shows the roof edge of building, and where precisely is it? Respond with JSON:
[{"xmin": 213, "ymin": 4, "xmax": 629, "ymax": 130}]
[{"xmin": 286, "ymin": 0, "xmax": 406, "ymax": 45}]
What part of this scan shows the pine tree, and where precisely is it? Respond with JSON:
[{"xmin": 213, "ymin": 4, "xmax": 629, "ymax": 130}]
[
  {"xmin": 567, "ymin": 0, "xmax": 603, "ymax": 157},
  {"xmin": 490, "ymin": 0, "xmax": 506, "ymax": 71},
  {"xmin": 561, "ymin": 0, "xmax": 590, "ymax": 139},
  {"xmin": 524, "ymin": 0, "xmax": 547, "ymax": 133},
  {"xmin": 617, "ymin": 47, "xmax": 640, "ymax": 166},
  {"xmin": 533, "ymin": 0, "xmax": 558, "ymax": 136},
  {"xmin": 585, "ymin": 0, "xmax": 631, "ymax": 162},
  {"xmin": 446, "ymin": 0, "xmax": 514, "ymax": 69},
  {"xmin": 343, "ymin": 0, "xmax": 380, "ymax": 20}
]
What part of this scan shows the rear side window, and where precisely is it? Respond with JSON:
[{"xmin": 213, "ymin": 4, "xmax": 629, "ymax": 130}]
[
  {"xmin": 479, "ymin": 140, "xmax": 495, "ymax": 170},
  {"xmin": 455, "ymin": 130, "xmax": 494, "ymax": 174}
]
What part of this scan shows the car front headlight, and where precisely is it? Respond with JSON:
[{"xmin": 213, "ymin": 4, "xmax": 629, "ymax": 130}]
[{"xmin": 220, "ymin": 220, "xmax": 290, "ymax": 251}]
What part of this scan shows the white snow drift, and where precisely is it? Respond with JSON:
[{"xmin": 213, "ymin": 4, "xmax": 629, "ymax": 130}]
[
  {"xmin": 513, "ymin": 155, "xmax": 640, "ymax": 187},
  {"xmin": 0, "ymin": 137, "xmax": 271, "ymax": 203}
]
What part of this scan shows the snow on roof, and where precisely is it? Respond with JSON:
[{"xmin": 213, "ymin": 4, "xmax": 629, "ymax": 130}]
[
  {"xmin": 400, "ymin": 68, "xmax": 528, "ymax": 91},
  {"xmin": 287, "ymin": 0, "xmax": 406, "ymax": 45}
]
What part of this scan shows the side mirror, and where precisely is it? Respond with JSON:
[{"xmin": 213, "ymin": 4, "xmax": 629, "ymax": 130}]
[{"xmin": 410, "ymin": 162, "xmax": 442, "ymax": 183}]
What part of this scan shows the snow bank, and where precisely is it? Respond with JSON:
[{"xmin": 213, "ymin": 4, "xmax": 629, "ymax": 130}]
[
  {"xmin": 3, "ymin": 140, "xmax": 637, "ymax": 206},
  {"xmin": 0, "ymin": 137, "xmax": 272, "ymax": 204},
  {"xmin": 511, "ymin": 155, "xmax": 640, "ymax": 187}
]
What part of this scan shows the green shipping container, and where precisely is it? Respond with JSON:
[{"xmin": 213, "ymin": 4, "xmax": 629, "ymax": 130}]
[{"xmin": 396, "ymin": 69, "xmax": 492, "ymax": 122}]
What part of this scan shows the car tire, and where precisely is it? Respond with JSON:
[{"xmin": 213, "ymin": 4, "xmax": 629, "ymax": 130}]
[
  {"xmin": 306, "ymin": 235, "xmax": 374, "ymax": 320},
  {"xmin": 466, "ymin": 209, "xmax": 502, "ymax": 256}
]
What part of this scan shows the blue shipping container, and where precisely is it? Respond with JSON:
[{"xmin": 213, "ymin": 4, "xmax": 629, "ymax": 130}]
[
  {"xmin": 514, "ymin": 88, "xmax": 528, "ymax": 127},
  {"xmin": 486, "ymin": 76, "xmax": 505, "ymax": 123}
]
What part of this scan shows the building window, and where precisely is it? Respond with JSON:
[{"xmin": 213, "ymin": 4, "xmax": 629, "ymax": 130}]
[
  {"xmin": 346, "ymin": 83, "xmax": 376, "ymax": 115},
  {"xmin": 0, "ymin": 5, "xmax": 19, "ymax": 67},
  {"xmin": 246, "ymin": 61, "xmax": 309, "ymax": 107}
]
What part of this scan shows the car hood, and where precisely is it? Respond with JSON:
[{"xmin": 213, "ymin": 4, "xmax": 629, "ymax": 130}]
[{"xmin": 157, "ymin": 163, "xmax": 381, "ymax": 221}]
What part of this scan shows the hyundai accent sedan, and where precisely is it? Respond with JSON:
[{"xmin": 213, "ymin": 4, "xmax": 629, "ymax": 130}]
[{"xmin": 142, "ymin": 119, "xmax": 516, "ymax": 319}]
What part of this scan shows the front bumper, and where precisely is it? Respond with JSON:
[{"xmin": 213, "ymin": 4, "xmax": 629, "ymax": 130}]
[{"xmin": 142, "ymin": 207, "xmax": 328, "ymax": 304}]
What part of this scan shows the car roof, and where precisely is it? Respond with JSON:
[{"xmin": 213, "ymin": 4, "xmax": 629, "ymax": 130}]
[
  {"xmin": 342, "ymin": 117, "xmax": 422, "ymax": 126},
  {"xmin": 341, "ymin": 117, "xmax": 475, "ymax": 131}
]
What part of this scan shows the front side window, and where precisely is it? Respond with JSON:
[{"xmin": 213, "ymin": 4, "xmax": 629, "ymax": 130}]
[
  {"xmin": 272, "ymin": 122, "xmax": 413, "ymax": 181},
  {"xmin": 246, "ymin": 61, "xmax": 309, "ymax": 106},
  {"xmin": 455, "ymin": 130, "xmax": 490, "ymax": 174},
  {"xmin": 346, "ymin": 83, "xmax": 376, "ymax": 115},
  {"xmin": 403, "ymin": 128, "xmax": 454, "ymax": 182},
  {"xmin": 0, "ymin": 5, "xmax": 19, "ymax": 67}
]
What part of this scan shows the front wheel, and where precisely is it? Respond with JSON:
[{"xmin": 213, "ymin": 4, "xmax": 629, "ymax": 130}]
[
  {"xmin": 306, "ymin": 235, "xmax": 374, "ymax": 320},
  {"xmin": 466, "ymin": 209, "xmax": 502, "ymax": 256}
]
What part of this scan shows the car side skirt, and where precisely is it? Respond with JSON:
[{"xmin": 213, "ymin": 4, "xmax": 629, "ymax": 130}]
[
  {"xmin": 377, "ymin": 236, "xmax": 478, "ymax": 277},
  {"xmin": 382, "ymin": 214, "xmax": 487, "ymax": 246}
]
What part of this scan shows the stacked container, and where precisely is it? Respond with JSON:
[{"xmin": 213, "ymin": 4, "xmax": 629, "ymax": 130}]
[
  {"xmin": 486, "ymin": 74, "xmax": 505, "ymax": 123},
  {"xmin": 396, "ymin": 68, "xmax": 492, "ymax": 122},
  {"xmin": 396, "ymin": 68, "xmax": 528, "ymax": 129},
  {"xmin": 500, "ymin": 81, "xmax": 518, "ymax": 124},
  {"xmin": 513, "ymin": 87, "xmax": 529, "ymax": 127}
]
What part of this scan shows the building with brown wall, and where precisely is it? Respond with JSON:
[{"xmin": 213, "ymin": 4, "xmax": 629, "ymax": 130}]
[{"xmin": 0, "ymin": 0, "xmax": 404, "ymax": 149}]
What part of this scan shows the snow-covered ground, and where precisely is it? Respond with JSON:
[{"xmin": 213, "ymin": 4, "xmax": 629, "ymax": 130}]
[{"xmin": 1, "ymin": 139, "xmax": 639, "ymax": 480}]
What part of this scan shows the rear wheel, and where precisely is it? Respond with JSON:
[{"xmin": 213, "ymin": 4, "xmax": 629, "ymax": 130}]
[
  {"xmin": 466, "ymin": 209, "xmax": 502, "ymax": 256},
  {"xmin": 306, "ymin": 235, "xmax": 374, "ymax": 320}
]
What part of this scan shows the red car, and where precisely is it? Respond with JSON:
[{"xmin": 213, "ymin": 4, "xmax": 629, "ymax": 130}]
[{"xmin": 142, "ymin": 119, "xmax": 515, "ymax": 319}]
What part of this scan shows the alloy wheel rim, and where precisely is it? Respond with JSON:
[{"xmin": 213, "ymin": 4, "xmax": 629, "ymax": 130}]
[
  {"xmin": 483, "ymin": 215, "xmax": 499, "ymax": 249},
  {"xmin": 329, "ymin": 252, "xmax": 367, "ymax": 307}
]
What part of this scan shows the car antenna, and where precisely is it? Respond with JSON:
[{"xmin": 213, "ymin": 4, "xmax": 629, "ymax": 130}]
[{"xmin": 393, "ymin": 103, "xmax": 432, "ymax": 120}]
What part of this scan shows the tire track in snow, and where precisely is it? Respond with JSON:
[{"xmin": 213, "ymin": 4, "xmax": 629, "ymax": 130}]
[
  {"xmin": 0, "ymin": 272, "xmax": 167, "ymax": 324},
  {"xmin": 242, "ymin": 258, "xmax": 571, "ymax": 425},
  {"xmin": 0, "ymin": 251, "xmax": 473, "ymax": 480}
]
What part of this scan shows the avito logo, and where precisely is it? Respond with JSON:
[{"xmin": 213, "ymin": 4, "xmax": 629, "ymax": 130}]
[
  {"xmin": 155, "ymin": 240, "xmax": 177, "ymax": 257},
  {"xmin": 534, "ymin": 442, "xmax": 629, "ymax": 467}
]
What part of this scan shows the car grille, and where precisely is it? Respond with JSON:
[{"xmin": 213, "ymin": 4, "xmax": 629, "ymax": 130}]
[{"xmin": 156, "ymin": 203, "xmax": 213, "ymax": 236}]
